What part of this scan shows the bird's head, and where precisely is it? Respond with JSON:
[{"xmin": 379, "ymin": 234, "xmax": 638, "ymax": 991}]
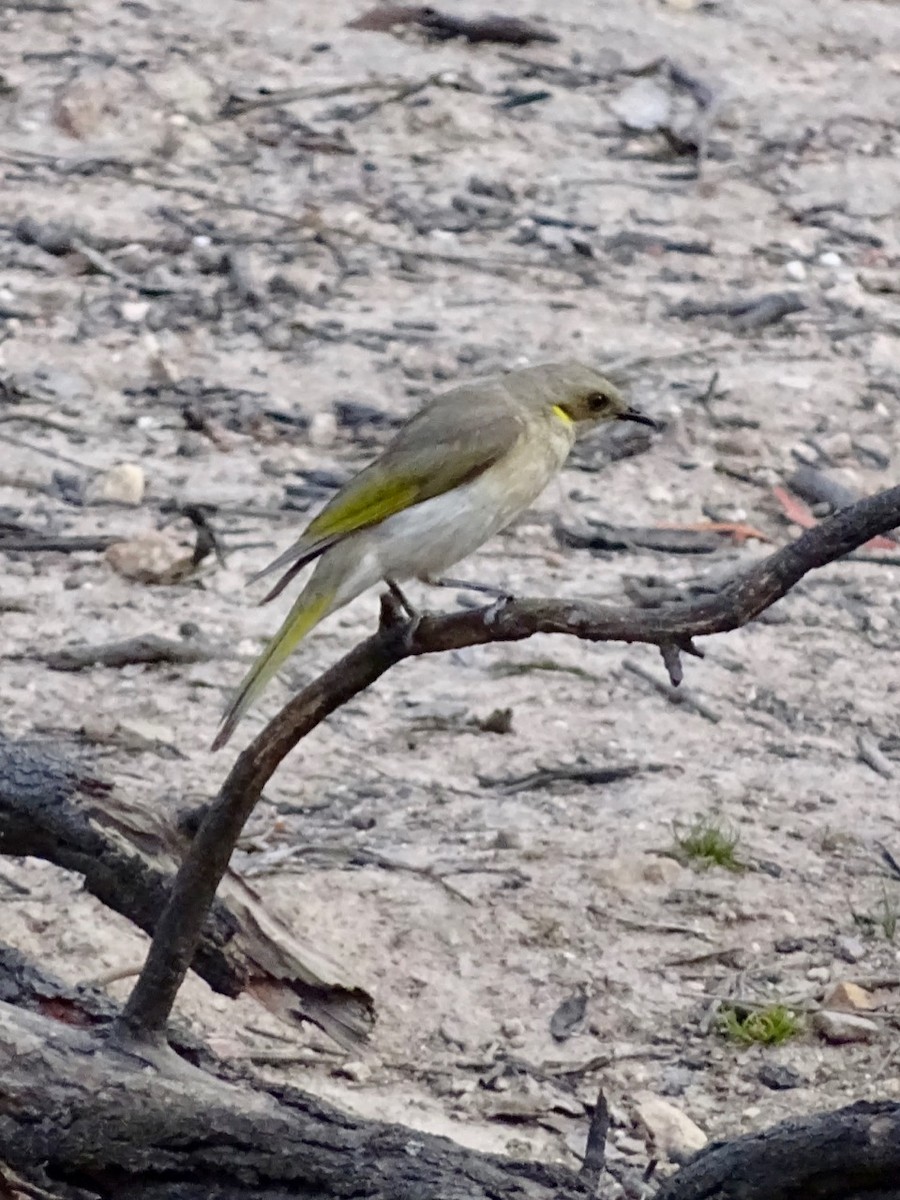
[
  {"xmin": 541, "ymin": 362, "xmax": 657, "ymax": 428},
  {"xmin": 509, "ymin": 361, "xmax": 656, "ymax": 428}
]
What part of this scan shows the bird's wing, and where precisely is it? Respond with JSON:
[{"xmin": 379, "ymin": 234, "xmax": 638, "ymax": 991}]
[{"xmin": 252, "ymin": 381, "xmax": 526, "ymax": 601}]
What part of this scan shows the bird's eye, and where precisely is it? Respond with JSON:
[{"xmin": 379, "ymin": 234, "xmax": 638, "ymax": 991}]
[{"xmin": 586, "ymin": 392, "xmax": 609, "ymax": 412}]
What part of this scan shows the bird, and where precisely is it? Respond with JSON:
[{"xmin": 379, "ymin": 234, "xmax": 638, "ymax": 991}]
[{"xmin": 213, "ymin": 361, "xmax": 655, "ymax": 749}]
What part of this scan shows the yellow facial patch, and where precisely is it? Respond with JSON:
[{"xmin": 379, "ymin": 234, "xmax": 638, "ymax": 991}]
[{"xmin": 552, "ymin": 405, "xmax": 573, "ymax": 425}]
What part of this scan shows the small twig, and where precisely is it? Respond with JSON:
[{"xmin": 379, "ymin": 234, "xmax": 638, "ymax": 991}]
[
  {"xmin": 0, "ymin": 0, "xmax": 72, "ymax": 8},
  {"xmin": 22, "ymin": 634, "xmax": 216, "ymax": 672},
  {"xmin": 670, "ymin": 291, "xmax": 806, "ymax": 331},
  {"xmin": 0, "ymin": 412, "xmax": 86, "ymax": 436},
  {"xmin": 83, "ymin": 964, "xmax": 143, "ymax": 987},
  {"xmin": 601, "ymin": 912, "xmax": 715, "ymax": 943},
  {"xmin": 0, "ymin": 534, "xmax": 122, "ymax": 554},
  {"xmin": 622, "ymin": 658, "xmax": 720, "ymax": 723},
  {"xmin": 0, "ymin": 865, "xmax": 30, "ymax": 895},
  {"xmin": 0, "ymin": 429, "xmax": 97, "ymax": 473},
  {"xmin": 857, "ymin": 733, "xmax": 895, "ymax": 779},
  {"xmin": 878, "ymin": 844, "xmax": 900, "ymax": 883},
  {"xmin": 697, "ymin": 369, "xmax": 720, "ymax": 413},
  {"xmin": 217, "ymin": 77, "xmax": 412, "ymax": 119},
  {"xmin": 238, "ymin": 1048, "xmax": 336, "ymax": 1067},
  {"xmin": 580, "ymin": 1088, "xmax": 610, "ymax": 1188},
  {"xmin": 497, "ymin": 51, "xmax": 608, "ymax": 87},
  {"xmin": 375, "ymin": 240, "xmax": 595, "ymax": 279},
  {"xmin": 129, "ymin": 170, "xmax": 315, "ymax": 226},
  {"xmin": 478, "ymin": 763, "xmax": 649, "ymax": 793},
  {"xmin": 660, "ymin": 643, "xmax": 684, "ymax": 685},
  {"xmin": 241, "ymin": 841, "xmax": 476, "ymax": 904},
  {"xmin": 335, "ymin": 74, "xmax": 447, "ymax": 122},
  {"xmin": 69, "ymin": 237, "xmax": 181, "ymax": 295}
]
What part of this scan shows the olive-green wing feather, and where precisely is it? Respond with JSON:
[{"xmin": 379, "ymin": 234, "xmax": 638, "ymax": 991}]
[{"xmin": 252, "ymin": 379, "xmax": 525, "ymax": 600}]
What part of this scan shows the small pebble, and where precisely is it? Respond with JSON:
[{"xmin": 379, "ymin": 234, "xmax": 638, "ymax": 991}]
[
  {"xmin": 307, "ymin": 410, "xmax": 338, "ymax": 448},
  {"xmin": 807, "ymin": 966, "xmax": 831, "ymax": 982},
  {"xmin": 824, "ymin": 981, "xmax": 874, "ymax": 1012},
  {"xmin": 785, "ymin": 260, "xmax": 807, "ymax": 281},
  {"xmin": 818, "ymin": 431, "xmax": 853, "ymax": 460},
  {"xmin": 818, "ymin": 251, "xmax": 843, "ymax": 268},
  {"xmin": 335, "ymin": 1059, "xmax": 371, "ymax": 1083},
  {"xmin": 120, "ymin": 300, "xmax": 150, "ymax": 323},
  {"xmin": 635, "ymin": 1093, "xmax": 707, "ymax": 1163},
  {"xmin": 614, "ymin": 1134, "xmax": 646, "ymax": 1157},
  {"xmin": 834, "ymin": 935, "xmax": 866, "ymax": 964},
  {"xmin": 759, "ymin": 1062, "xmax": 804, "ymax": 1091},
  {"xmin": 791, "ymin": 442, "xmax": 820, "ymax": 465},
  {"xmin": 100, "ymin": 463, "xmax": 145, "ymax": 506},
  {"xmin": 814, "ymin": 1010, "xmax": 878, "ymax": 1044}
]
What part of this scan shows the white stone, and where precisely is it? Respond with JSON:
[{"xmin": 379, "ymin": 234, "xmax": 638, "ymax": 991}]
[
  {"xmin": 785, "ymin": 260, "xmax": 807, "ymax": 281},
  {"xmin": 308, "ymin": 410, "xmax": 338, "ymax": 448},
  {"xmin": 100, "ymin": 463, "xmax": 145, "ymax": 506},
  {"xmin": 635, "ymin": 1092, "xmax": 707, "ymax": 1162},
  {"xmin": 120, "ymin": 300, "xmax": 150, "ymax": 323}
]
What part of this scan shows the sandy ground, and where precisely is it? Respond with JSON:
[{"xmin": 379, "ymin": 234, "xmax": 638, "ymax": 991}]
[{"xmin": 1, "ymin": 0, "xmax": 900, "ymax": 1183}]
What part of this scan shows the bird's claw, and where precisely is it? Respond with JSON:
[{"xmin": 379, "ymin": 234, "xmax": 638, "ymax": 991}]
[{"xmin": 482, "ymin": 594, "xmax": 513, "ymax": 625}]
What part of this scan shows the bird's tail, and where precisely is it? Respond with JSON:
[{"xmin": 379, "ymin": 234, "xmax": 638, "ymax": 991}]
[{"xmin": 212, "ymin": 587, "xmax": 335, "ymax": 750}]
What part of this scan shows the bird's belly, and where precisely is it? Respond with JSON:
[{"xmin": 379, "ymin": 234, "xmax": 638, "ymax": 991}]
[{"xmin": 363, "ymin": 440, "xmax": 568, "ymax": 581}]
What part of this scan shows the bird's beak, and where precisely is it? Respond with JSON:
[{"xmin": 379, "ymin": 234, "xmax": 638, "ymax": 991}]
[{"xmin": 617, "ymin": 406, "xmax": 658, "ymax": 429}]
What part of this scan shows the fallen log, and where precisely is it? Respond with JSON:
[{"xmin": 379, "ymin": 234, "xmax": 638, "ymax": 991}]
[{"xmin": 0, "ymin": 735, "xmax": 373, "ymax": 1049}]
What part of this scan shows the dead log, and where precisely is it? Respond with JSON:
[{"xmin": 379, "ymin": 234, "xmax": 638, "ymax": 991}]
[
  {"xmin": 2, "ymin": 947, "xmax": 900, "ymax": 1200},
  {"xmin": 0, "ymin": 735, "xmax": 373, "ymax": 1049},
  {"xmin": 0, "ymin": 947, "xmax": 588, "ymax": 1200},
  {"xmin": 652, "ymin": 1100, "xmax": 900, "ymax": 1200}
]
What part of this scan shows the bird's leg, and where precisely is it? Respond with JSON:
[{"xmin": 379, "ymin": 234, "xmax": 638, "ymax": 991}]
[
  {"xmin": 385, "ymin": 578, "xmax": 419, "ymax": 620},
  {"xmin": 424, "ymin": 575, "xmax": 514, "ymax": 602},
  {"xmin": 383, "ymin": 578, "xmax": 422, "ymax": 652}
]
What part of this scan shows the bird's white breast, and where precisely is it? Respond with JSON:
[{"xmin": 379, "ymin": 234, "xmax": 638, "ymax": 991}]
[{"xmin": 364, "ymin": 421, "xmax": 574, "ymax": 581}]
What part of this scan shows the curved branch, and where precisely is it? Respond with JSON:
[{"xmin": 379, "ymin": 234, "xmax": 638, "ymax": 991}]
[{"xmin": 118, "ymin": 483, "xmax": 900, "ymax": 1042}]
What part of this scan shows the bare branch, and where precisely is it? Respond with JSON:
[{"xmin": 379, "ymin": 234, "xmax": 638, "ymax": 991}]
[{"xmin": 118, "ymin": 483, "xmax": 900, "ymax": 1043}]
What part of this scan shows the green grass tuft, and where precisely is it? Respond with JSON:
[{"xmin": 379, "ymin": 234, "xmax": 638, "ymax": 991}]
[
  {"xmin": 718, "ymin": 1004, "xmax": 802, "ymax": 1046},
  {"xmin": 880, "ymin": 886, "xmax": 898, "ymax": 942},
  {"xmin": 672, "ymin": 815, "xmax": 742, "ymax": 872}
]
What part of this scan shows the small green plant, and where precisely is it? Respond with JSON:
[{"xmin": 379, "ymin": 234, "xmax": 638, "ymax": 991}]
[
  {"xmin": 718, "ymin": 1004, "xmax": 802, "ymax": 1046},
  {"xmin": 672, "ymin": 815, "xmax": 742, "ymax": 872}
]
